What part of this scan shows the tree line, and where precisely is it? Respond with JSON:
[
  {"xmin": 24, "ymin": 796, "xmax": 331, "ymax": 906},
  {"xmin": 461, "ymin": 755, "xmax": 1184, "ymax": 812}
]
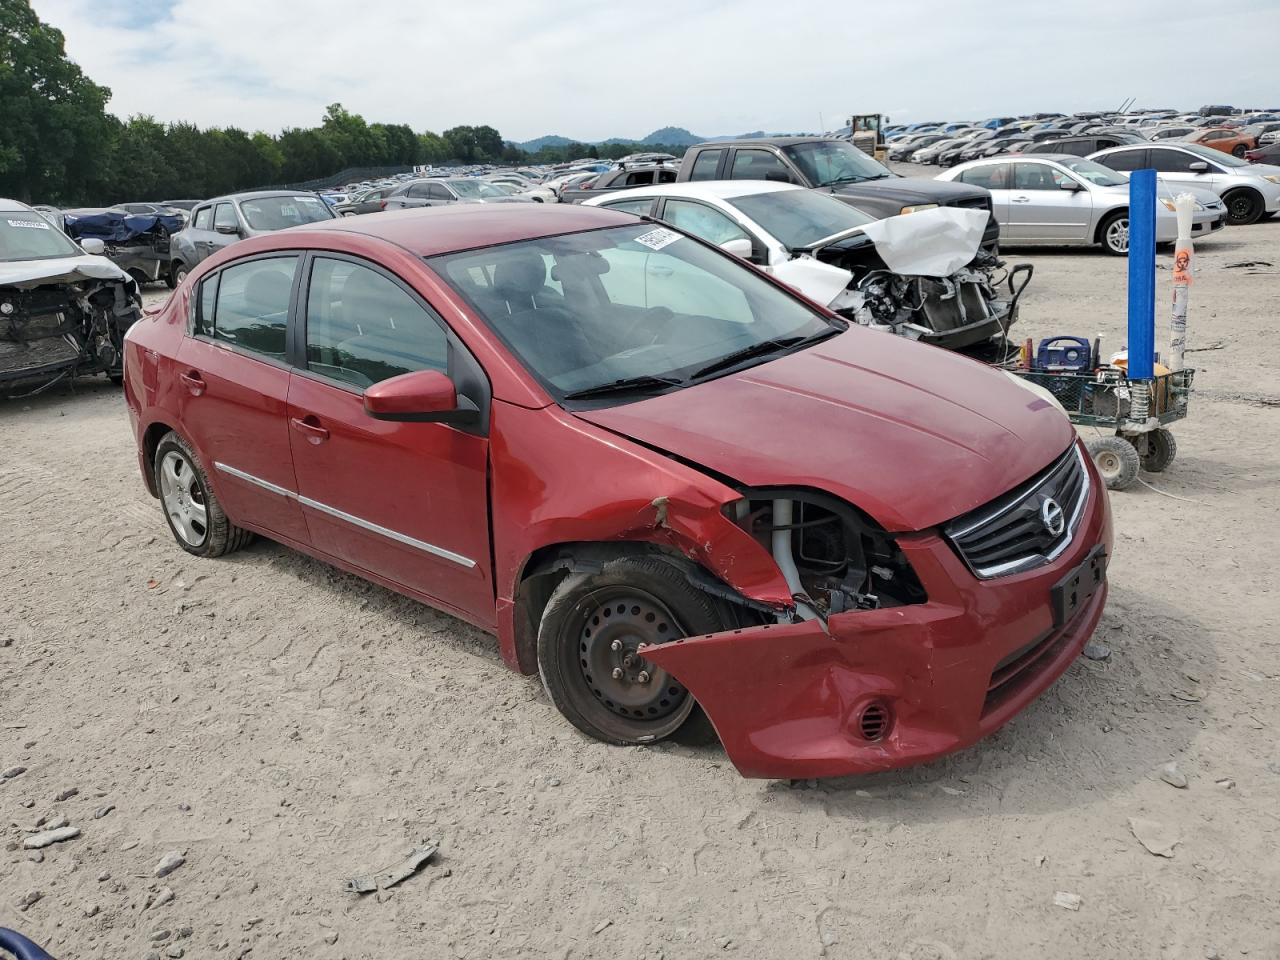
[{"xmin": 0, "ymin": 0, "xmax": 683, "ymax": 206}]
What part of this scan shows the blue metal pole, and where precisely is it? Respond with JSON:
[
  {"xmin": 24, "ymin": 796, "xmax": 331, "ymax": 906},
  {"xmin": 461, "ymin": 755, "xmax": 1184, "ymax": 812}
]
[{"xmin": 1127, "ymin": 168, "xmax": 1156, "ymax": 379}]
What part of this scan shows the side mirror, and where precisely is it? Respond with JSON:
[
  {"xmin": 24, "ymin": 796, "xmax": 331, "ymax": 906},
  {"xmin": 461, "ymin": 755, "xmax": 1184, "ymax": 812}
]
[
  {"xmin": 719, "ymin": 237, "xmax": 754, "ymax": 259},
  {"xmin": 1058, "ymin": 180, "xmax": 1084, "ymax": 191},
  {"xmin": 215, "ymin": 223, "xmax": 241, "ymax": 236},
  {"xmin": 1188, "ymin": 161, "xmax": 1209, "ymax": 172},
  {"xmin": 80, "ymin": 238, "xmax": 106, "ymax": 255},
  {"xmin": 364, "ymin": 369, "xmax": 477, "ymax": 425},
  {"xmin": 763, "ymin": 171, "xmax": 794, "ymax": 183}
]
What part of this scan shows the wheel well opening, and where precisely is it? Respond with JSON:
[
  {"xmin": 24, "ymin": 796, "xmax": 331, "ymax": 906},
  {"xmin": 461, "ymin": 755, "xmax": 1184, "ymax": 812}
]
[
  {"xmin": 1095, "ymin": 207, "xmax": 1128, "ymax": 245},
  {"xmin": 512, "ymin": 541, "xmax": 764, "ymax": 675},
  {"xmin": 141, "ymin": 422, "xmax": 175, "ymax": 497}
]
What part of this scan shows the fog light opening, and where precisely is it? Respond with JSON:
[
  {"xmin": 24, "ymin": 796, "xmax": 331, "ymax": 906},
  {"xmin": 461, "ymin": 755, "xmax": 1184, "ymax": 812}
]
[{"xmin": 857, "ymin": 701, "xmax": 893, "ymax": 742}]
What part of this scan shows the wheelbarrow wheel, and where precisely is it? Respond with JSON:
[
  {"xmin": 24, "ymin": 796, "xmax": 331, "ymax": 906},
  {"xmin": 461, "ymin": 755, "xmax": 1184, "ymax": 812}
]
[
  {"xmin": 1087, "ymin": 436, "xmax": 1140, "ymax": 490},
  {"xmin": 1136, "ymin": 428, "xmax": 1177, "ymax": 473}
]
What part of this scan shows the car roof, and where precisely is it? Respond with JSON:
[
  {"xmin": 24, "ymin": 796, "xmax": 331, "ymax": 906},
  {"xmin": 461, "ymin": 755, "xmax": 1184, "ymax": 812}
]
[
  {"xmin": 692, "ymin": 137, "xmax": 840, "ymax": 148},
  {"xmin": 591, "ymin": 181, "xmax": 800, "ymax": 203},
  {"xmin": 0, "ymin": 198, "xmax": 34, "ymax": 212},
  {"xmin": 301, "ymin": 203, "xmax": 640, "ymax": 257},
  {"xmin": 201, "ymin": 190, "xmax": 323, "ymax": 205}
]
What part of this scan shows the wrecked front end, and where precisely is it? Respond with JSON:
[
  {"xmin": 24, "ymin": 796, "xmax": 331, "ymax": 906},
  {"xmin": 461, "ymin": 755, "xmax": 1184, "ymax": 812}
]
[
  {"xmin": 0, "ymin": 270, "xmax": 141, "ymax": 397},
  {"xmin": 639, "ymin": 449, "xmax": 1112, "ymax": 780},
  {"xmin": 806, "ymin": 208, "xmax": 1031, "ymax": 352}
]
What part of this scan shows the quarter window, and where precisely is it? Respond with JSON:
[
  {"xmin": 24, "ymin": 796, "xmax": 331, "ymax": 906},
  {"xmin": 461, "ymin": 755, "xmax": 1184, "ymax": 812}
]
[
  {"xmin": 304, "ymin": 258, "xmax": 448, "ymax": 388},
  {"xmin": 206, "ymin": 256, "xmax": 297, "ymax": 359}
]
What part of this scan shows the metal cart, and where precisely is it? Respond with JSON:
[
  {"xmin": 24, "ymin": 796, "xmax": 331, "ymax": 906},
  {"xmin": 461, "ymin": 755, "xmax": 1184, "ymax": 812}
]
[{"xmin": 1010, "ymin": 367, "xmax": 1194, "ymax": 490}]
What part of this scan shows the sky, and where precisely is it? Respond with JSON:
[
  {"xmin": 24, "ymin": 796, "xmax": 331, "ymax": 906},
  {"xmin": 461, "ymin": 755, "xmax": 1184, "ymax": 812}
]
[{"xmin": 31, "ymin": 0, "xmax": 1280, "ymax": 143}]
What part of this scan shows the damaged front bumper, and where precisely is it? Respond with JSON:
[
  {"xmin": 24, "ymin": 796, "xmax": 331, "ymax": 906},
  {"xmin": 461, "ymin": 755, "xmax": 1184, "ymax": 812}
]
[{"xmin": 642, "ymin": 464, "xmax": 1113, "ymax": 780}]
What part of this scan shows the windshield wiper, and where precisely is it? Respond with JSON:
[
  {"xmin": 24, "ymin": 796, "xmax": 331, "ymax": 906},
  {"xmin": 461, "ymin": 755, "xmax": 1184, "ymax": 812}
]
[
  {"xmin": 561, "ymin": 374, "xmax": 684, "ymax": 401},
  {"xmin": 820, "ymin": 175, "xmax": 869, "ymax": 187},
  {"xmin": 690, "ymin": 330, "xmax": 838, "ymax": 381}
]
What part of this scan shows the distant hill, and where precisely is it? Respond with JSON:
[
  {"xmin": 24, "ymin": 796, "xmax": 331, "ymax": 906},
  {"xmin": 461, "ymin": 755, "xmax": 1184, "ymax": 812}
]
[{"xmin": 515, "ymin": 127, "xmax": 817, "ymax": 152}]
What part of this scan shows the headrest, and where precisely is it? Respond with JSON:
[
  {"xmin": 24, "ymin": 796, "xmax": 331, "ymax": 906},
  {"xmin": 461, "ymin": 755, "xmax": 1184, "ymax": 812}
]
[{"xmin": 492, "ymin": 254, "xmax": 547, "ymax": 299}]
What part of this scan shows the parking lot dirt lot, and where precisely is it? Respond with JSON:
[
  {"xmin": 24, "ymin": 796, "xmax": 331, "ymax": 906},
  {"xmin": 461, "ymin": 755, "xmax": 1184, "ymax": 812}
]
[{"xmin": 3, "ymin": 207, "xmax": 1279, "ymax": 959}]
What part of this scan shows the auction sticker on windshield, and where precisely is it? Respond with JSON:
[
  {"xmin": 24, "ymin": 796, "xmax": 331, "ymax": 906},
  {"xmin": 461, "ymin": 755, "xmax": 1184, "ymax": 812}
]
[
  {"xmin": 8, "ymin": 219, "xmax": 51, "ymax": 229},
  {"xmin": 634, "ymin": 227, "xmax": 682, "ymax": 251}
]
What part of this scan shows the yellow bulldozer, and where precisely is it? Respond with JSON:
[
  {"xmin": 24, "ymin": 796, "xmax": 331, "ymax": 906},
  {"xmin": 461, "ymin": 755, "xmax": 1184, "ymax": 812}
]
[{"xmin": 849, "ymin": 114, "xmax": 887, "ymax": 163}]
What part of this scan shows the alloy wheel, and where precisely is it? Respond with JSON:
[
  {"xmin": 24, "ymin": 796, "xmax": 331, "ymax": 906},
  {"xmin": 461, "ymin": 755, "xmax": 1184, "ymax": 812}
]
[{"xmin": 158, "ymin": 450, "xmax": 209, "ymax": 547}]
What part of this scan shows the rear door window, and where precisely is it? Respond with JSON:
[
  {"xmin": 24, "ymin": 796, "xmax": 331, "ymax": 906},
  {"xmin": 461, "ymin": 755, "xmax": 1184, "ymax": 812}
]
[
  {"xmin": 958, "ymin": 163, "xmax": 1012, "ymax": 189},
  {"xmin": 428, "ymin": 183, "xmax": 453, "ymax": 201},
  {"xmin": 1097, "ymin": 149, "xmax": 1146, "ymax": 171},
  {"xmin": 206, "ymin": 256, "xmax": 298, "ymax": 359},
  {"xmin": 688, "ymin": 149, "xmax": 723, "ymax": 181},
  {"xmin": 193, "ymin": 206, "xmax": 213, "ymax": 231}
]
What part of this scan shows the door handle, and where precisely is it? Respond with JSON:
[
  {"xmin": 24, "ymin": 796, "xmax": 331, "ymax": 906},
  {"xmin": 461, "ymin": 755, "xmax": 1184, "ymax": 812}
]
[
  {"xmin": 179, "ymin": 370, "xmax": 205, "ymax": 396},
  {"xmin": 290, "ymin": 415, "xmax": 330, "ymax": 444},
  {"xmin": 1011, "ymin": 196, "xmax": 1031, "ymax": 203}
]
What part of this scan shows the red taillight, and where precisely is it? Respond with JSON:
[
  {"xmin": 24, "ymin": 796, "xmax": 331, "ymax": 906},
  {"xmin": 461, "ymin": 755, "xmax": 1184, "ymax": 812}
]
[{"xmin": 379, "ymin": 200, "xmax": 387, "ymax": 210}]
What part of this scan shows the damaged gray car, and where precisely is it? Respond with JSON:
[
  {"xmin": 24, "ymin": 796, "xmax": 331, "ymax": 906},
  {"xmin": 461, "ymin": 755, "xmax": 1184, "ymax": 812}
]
[
  {"xmin": 1, "ymin": 199, "xmax": 141, "ymax": 397},
  {"xmin": 585, "ymin": 182, "xmax": 1030, "ymax": 351}
]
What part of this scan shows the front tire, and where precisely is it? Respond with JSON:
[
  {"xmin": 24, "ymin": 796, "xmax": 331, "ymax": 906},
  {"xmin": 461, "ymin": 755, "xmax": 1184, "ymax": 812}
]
[
  {"xmin": 1224, "ymin": 189, "xmax": 1264, "ymax": 225},
  {"xmin": 1099, "ymin": 212, "xmax": 1130, "ymax": 256},
  {"xmin": 536, "ymin": 556, "xmax": 729, "ymax": 746},
  {"xmin": 168, "ymin": 261, "xmax": 188, "ymax": 289},
  {"xmin": 154, "ymin": 431, "xmax": 253, "ymax": 557},
  {"xmin": 1088, "ymin": 435, "xmax": 1141, "ymax": 490}
]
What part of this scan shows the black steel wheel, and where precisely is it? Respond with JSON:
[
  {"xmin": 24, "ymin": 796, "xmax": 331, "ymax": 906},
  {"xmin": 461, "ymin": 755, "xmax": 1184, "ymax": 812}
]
[
  {"xmin": 1224, "ymin": 189, "xmax": 1264, "ymax": 226},
  {"xmin": 536, "ymin": 556, "xmax": 730, "ymax": 745}
]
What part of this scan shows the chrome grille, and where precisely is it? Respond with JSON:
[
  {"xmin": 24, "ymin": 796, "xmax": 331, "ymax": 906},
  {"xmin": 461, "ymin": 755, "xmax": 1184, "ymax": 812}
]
[{"xmin": 946, "ymin": 445, "xmax": 1089, "ymax": 579}]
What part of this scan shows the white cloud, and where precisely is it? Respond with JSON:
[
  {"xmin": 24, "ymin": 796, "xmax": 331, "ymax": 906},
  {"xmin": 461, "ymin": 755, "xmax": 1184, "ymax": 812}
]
[{"xmin": 31, "ymin": 0, "xmax": 1280, "ymax": 142}]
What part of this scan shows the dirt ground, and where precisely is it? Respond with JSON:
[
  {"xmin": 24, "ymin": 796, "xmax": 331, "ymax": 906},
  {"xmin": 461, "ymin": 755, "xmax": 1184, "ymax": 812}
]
[{"xmin": 3, "ymin": 187, "xmax": 1279, "ymax": 959}]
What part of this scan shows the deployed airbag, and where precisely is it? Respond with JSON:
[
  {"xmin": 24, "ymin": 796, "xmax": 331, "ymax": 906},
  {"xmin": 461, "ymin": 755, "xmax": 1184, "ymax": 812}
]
[{"xmin": 857, "ymin": 207, "xmax": 988, "ymax": 277}]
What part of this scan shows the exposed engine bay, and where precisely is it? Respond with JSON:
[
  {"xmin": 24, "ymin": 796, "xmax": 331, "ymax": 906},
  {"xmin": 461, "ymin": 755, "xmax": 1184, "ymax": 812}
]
[
  {"xmin": 728, "ymin": 491, "xmax": 926, "ymax": 620},
  {"xmin": 816, "ymin": 237, "xmax": 1032, "ymax": 352},
  {"xmin": 0, "ymin": 271, "xmax": 140, "ymax": 397}
]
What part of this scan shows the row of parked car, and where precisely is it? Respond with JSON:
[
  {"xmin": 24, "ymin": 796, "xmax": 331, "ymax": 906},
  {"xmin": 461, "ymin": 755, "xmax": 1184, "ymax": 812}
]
[{"xmin": 886, "ymin": 108, "xmax": 1280, "ymax": 168}]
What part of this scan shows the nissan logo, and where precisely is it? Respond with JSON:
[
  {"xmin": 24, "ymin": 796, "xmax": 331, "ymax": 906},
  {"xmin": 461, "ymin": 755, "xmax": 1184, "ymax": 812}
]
[{"xmin": 1040, "ymin": 497, "xmax": 1066, "ymax": 536}]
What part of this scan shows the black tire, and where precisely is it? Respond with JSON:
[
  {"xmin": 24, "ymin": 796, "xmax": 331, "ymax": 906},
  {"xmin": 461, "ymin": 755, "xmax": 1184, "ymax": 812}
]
[
  {"xmin": 1087, "ymin": 435, "xmax": 1141, "ymax": 490},
  {"xmin": 1224, "ymin": 189, "xmax": 1264, "ymax": 226},
  {"xmin": 153, "ymin": 431, "xmax": 253, "ymax": 557},
  {"xmin": 1098, "ymin": 211, "xmax": 1130, "ymax": 256},
  {"xmin": 167, "ymin": 260, "xmax": 188, "ymax": 289},
  {"xmin": 536, "ymin": 555, "xmax": 731, "ymax": 746},
  {"xmin": 1137, "ymin": 428, "xmax": 1177, "ymax": 472},
  {"xmin": 1231, "ymin": 144, "xmax": 1247, "ymax": 159}
]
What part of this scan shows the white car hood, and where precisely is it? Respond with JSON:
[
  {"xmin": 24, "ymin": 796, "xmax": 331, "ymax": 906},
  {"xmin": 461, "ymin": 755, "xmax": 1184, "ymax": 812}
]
[{"xmin": 0, "ymin": 253, "xmax": 129, "ymax": 290}]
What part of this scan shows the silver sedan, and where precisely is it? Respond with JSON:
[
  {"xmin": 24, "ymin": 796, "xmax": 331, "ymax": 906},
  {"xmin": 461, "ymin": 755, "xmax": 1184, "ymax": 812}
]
[{"xmin": 936, "ymin": 154, "xmax": 1225, "ymax": 255}]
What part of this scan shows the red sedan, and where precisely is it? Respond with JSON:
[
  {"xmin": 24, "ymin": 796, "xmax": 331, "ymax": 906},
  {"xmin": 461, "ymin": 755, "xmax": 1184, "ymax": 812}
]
[{"xmin": 123, "ymin": 204, "xmax": 1112, "ymax": 779}]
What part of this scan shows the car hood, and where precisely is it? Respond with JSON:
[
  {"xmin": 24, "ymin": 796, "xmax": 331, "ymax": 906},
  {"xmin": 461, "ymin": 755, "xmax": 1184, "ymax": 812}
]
[
  {"xmin": 0, "ymin": 252, "xmax": 129, "ymax": 289},
  {"xmin": 825, "ymin": 176, "xmax": 987, "ymax": 207},
  {"xmin": 576, "ymin": 328, "xmax": 1075, "ymax": 533}
]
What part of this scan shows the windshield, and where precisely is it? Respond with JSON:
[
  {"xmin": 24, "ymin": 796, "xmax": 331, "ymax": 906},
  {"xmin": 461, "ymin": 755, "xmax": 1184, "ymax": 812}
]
[
  {"xmin": 0, "ymin": 211, "xmax": 82, "ymax": 261},
  {"xmin": 239, "ymin": 196, "xmax": 333, "ymax": 231},
  {"xmin": 429, "ymin": 223, "xmax": 835, "ymax": 401},
  {"xmin": 1057, "ymin": 158, "xmax": 1128, "ymax": 186},
  {"xmin": 727, "ymin": 189, "xmax": 875, "ymax": 250},
  {"xmin": 782, "ymin": 141, "xmax": 892, "ymax": 187},
  {"xmin": 1181, "ymin": 143, "xmax": 1248, "ymax": 168},
  {"xmin": 447, "ymin": 179, "xmax": 510, "ymax": 199}
]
